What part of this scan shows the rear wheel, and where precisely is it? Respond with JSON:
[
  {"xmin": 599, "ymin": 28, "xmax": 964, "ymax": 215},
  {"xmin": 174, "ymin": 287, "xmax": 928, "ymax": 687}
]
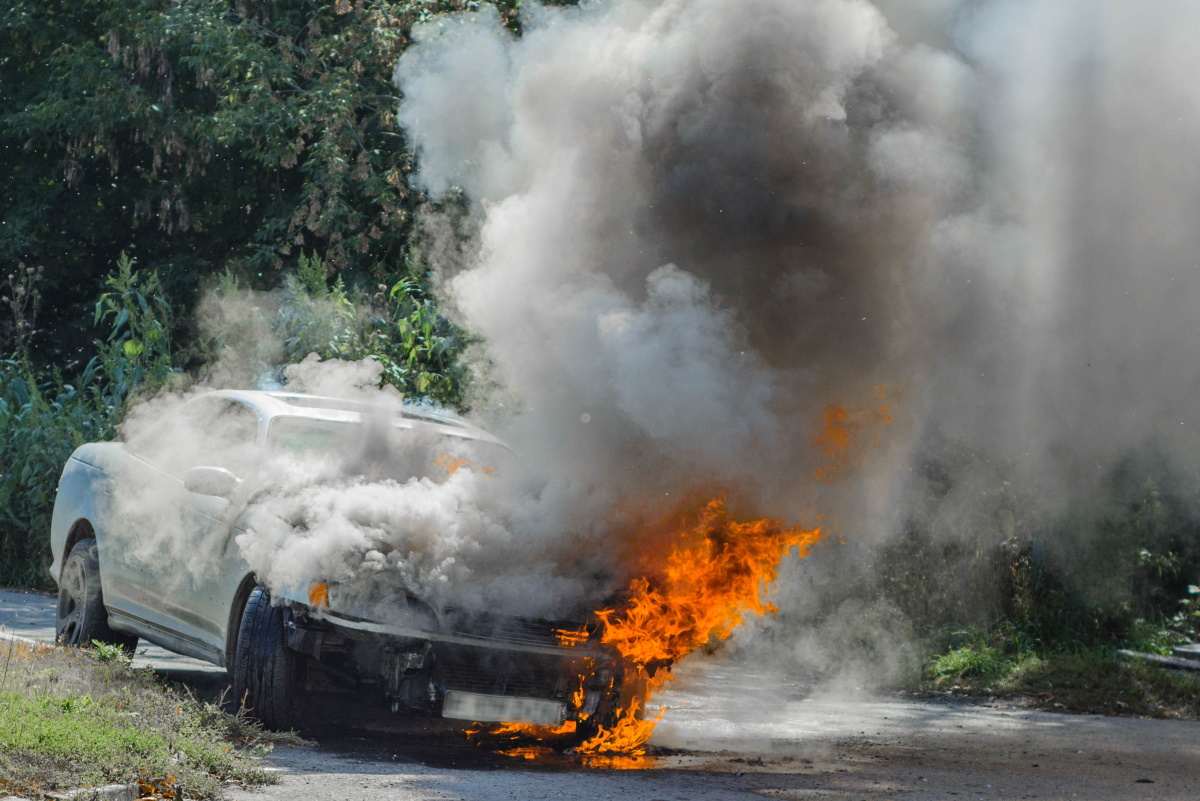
[
  {"xmin": 231, "ymin": 586, "xmax": 306, "ymax": 731},
  {"xmin": 55, "ymin": 538, "xmax": 138, "ymax": 652}
]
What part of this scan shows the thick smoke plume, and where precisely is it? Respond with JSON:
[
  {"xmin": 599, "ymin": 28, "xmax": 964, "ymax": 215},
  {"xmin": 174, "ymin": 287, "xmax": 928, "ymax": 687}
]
[
  {"xmin": 388, "ymin": 0, "xmax": 1200, "ymax": 670},
  {"xmin": 397, "ymin": 0, "xmax": 923, "ymax": 532}
]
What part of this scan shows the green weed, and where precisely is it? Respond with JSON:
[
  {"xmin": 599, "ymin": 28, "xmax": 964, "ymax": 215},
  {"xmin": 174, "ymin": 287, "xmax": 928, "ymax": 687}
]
[
  {"xmin": 921, "ymin": 646, "xmax": 1200, "ymax": 719},
  {"xmin": 928, "ymin": 643, "xmax": 1005, "ymax": 682},
  {"xmin": 0, "ymin": 254, "xmax": 178, "ymax": 587},
  {"xmin": 89, "ymin": 640, "xmax": 132, "ymax": 664}
]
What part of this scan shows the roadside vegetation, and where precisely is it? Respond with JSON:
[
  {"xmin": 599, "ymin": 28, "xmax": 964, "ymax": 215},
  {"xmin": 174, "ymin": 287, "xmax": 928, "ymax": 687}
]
[
  {"xmin": 922, "ymin": 639, "xmax": 1200, "ymax": 719},
  {"xmin": 883, "ymin": 445, "xmax": 1200, "ymax": 717},
  {"xmin": 0, "ymin": 637, "xmax": 296, "ymax": 799}
]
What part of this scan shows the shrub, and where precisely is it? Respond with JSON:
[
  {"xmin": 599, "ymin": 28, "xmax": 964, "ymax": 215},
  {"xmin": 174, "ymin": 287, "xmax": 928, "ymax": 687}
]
[{"xmin": 0, "ymin": 254, "xmax": 177, "ymax": 587}]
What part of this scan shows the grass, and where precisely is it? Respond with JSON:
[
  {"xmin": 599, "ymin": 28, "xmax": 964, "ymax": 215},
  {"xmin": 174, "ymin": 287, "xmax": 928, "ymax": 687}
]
[
  {"xmin": 918, "ymin": 638, "xmax": 1200, "ymax": 719},
  {"xmin": 0, "ymin": 637, "xmax": 300, "ymax": 799}
]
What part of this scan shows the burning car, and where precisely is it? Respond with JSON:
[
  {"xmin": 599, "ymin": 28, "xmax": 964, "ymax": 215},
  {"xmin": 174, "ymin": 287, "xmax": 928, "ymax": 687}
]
[{"xmin": 49, "ymin": 390, "xmax": 623, "ymax": 733}]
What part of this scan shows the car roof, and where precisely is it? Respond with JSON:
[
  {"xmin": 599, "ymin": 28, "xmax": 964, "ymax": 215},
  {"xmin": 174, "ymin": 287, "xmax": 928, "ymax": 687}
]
[{"xmin": 203, "ymin": 389, "xmax": 500, "ymax": 444}]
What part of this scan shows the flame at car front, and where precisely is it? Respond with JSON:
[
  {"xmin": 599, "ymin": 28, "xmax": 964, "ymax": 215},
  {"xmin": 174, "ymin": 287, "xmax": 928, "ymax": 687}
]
[{"xmin": 470, "ymin": 497, "xmax": 823, "ymax": 758}]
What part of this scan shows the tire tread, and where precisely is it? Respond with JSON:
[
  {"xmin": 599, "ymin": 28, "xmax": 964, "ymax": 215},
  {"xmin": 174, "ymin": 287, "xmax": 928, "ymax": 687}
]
[{"xmin": 231, "ymin": 586, "xmax": 303, "ymax": 731}]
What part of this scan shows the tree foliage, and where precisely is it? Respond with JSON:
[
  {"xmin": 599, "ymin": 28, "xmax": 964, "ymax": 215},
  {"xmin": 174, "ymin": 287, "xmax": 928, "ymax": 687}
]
[
  {"xmin": 1, "ymin": 0, "xmax": 501, "ymax": 366},
  {"xmin": 1, "ymin": 255, "xmax": 177, "ymax": 585}
]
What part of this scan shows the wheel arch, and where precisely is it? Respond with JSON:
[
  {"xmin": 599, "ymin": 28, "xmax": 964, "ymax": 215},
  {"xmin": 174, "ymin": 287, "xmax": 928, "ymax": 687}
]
[{"xmin": 63, "ymin": 520, "xmax": 96, "ymax": 567}]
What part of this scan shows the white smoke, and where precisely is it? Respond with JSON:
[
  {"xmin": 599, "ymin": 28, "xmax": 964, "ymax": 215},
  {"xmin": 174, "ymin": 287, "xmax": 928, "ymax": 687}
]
[
  {"xmin": 397, "ymin": 0, "xmax": 924, "ymax": 533},
  {"xmin": 109, "ymin": 373, "xmax": 631, "ymax": 620}
]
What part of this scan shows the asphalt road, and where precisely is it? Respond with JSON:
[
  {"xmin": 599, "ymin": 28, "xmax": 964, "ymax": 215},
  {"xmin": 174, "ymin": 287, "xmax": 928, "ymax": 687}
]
[{"xmin": 4, "ymin": 588, "xmax": 1200, "ymax": 800}]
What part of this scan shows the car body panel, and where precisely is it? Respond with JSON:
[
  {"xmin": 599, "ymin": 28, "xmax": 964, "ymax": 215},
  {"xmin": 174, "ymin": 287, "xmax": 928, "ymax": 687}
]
[
  {"xmin": 49, "ymin": 448, "xmax": 111, "ymax": 585},
  {"xmin": 49, "ymin": 390, "xmax": 614, "ymax": 722}
]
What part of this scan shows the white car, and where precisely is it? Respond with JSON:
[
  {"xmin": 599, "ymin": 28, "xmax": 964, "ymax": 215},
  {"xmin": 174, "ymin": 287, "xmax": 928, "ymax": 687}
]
[{"xmin": 49, "ymin": 390, "xmax": 621, "ymax": 732}]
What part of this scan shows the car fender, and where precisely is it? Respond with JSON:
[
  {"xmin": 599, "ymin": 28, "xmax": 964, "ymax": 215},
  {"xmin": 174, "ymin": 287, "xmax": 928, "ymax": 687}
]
[
  {"xmin": 215, "ymin": 503, "xmax": 296, "ymax": 666},
  {"xmin": 49, "ymin": 443, "xmax": 124, "ymax": 585}
]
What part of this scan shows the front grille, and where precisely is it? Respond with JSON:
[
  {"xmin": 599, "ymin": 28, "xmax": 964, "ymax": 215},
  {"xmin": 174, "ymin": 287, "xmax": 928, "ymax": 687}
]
[
  {"xmin": 433, "ymin": 645, "xmax": 576, "ymax": 700},
  {"xmin": 443, "ymin": 608, "xmax": 597, "ymax": 648}
]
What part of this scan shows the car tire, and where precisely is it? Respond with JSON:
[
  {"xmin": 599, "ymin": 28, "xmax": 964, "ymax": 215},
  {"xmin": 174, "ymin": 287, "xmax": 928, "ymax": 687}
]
[
  {"xmin": 231, "ymin": 586, "xmax": 306, "ymax": 731},
  {"xmin": 574, "ymin": 670, "xmax": 625, "ymax": 746},
  {"xmin": 55, "ymin": 538, "xmax": 138, "ymax": 652}
]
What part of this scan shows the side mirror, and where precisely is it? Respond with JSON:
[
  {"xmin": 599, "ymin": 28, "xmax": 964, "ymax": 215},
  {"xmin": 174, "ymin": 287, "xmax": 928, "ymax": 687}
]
[{"xmin": 184, "ymin": 466, "xmax": 241, "ymax": 499}]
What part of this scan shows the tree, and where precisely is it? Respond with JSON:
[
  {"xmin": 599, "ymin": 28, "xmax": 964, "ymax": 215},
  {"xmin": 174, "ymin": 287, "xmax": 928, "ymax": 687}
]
[{"xmin": 1, "ymin": 0, "xmax": 502, "ymax": 368}]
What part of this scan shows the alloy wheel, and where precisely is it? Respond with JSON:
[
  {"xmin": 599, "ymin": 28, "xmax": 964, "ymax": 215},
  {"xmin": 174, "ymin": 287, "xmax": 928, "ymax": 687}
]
[{"xmin": 56, "ymin": 557, "xmax": 86, "ymax": 644}]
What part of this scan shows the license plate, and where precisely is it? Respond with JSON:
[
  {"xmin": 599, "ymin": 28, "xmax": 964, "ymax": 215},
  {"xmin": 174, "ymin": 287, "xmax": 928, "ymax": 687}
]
[{"xmin": 442, "ymin": 691, "xmax": 566, "ymax": 725}]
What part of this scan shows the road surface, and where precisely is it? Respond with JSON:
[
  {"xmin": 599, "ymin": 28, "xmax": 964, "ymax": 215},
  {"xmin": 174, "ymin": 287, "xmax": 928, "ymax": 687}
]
[{"xmin": 3, "ymin": 588, "xmax": 1198, "ymax": 800}]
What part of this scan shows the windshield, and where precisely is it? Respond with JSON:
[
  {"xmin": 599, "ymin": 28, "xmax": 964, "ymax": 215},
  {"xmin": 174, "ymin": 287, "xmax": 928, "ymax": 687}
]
[
  {"xmin": 267, "ymin": 416, "xmax": 515, "ymax": 482},
  {"xmin": 269, "ymin": 417, "xmax": 361, "ymax": 454}
]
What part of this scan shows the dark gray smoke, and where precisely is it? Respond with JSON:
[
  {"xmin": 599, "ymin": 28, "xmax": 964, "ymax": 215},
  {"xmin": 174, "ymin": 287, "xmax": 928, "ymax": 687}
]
[
  {"xmin": 397, "ymin": 0, "xmax": 933, "ymax": 539},
  {"xmin": 397, "ymin": 0, "xmax": 1200, "ymax": 527}
]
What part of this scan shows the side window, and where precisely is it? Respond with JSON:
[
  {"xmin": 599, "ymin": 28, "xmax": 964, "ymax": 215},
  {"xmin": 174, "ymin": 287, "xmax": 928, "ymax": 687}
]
[
  {"xmin": 128, "ymin": 397, "xmax": 260, "ymax": 476},
  {"xmin": 204, "ymin": 401, "xmax": 259, "ymax": 472}
]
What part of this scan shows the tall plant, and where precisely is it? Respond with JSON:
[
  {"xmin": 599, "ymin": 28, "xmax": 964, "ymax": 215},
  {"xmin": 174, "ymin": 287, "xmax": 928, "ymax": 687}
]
[
  {"xmin": 204, "ymin": 252, "xmax": 470, "ymax": 408},
  {"xmin": 0, "ymin": 255, "xmax": 176, "ymax": 587}
]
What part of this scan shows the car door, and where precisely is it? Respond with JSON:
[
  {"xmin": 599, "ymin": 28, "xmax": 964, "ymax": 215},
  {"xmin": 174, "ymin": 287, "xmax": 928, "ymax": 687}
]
[{"xmin": 101, "ymin": 396, "xmax": 261, "ymax": 658}]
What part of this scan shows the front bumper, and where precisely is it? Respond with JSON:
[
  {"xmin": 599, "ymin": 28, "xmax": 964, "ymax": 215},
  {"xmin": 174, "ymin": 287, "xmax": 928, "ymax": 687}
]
[{"xmin": 283, "ymin": 602, "xmax": 619, "ymax": 725}]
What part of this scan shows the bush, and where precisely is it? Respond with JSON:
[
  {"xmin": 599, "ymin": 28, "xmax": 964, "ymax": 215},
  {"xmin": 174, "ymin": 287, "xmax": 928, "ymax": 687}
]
[
  {"xmin": 200, "ymin": 252, "xmax": 470, "ymax": 408},
  {"xmin": 928, "ymin": 645, "xmax": 1003, "ymax": 681},
  {"xmin": 0, "ymin": 254, "xmax": 176, "ymax": 587}
]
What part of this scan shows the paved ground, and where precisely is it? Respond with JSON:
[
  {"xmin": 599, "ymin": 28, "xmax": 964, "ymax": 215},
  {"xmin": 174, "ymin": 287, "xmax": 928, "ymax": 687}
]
[
  {"xmin": 4, "ymin": 588, "xmax": 1200, "ymax": 800},
  {"xmin": 0, "ymin": 586, "xmax": 232, "ymax": 697}
]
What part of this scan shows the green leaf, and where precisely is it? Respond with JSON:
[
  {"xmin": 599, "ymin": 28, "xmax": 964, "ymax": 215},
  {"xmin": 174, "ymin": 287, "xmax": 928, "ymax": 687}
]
[{"xmin": 111, "ymin": 308, "xmax": 130, "ymax": 338}]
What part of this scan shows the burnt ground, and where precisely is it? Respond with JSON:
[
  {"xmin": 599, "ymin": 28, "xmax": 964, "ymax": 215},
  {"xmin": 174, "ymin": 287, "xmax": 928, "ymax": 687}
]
[{"xmin": 3, "ymin": 588, "xmax": 1199, "ymax": 800}]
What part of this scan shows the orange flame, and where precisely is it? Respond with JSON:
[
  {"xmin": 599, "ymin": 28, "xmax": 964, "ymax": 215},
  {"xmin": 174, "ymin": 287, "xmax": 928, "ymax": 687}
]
[
  {"xmin": 466, "ymin": 499, "xmax": 821, "ymax": 761},
  {"xmin": 468, "ymin": 395, "xmax": 893, "ymax": 762},
  {"xmin": 307, "ymin": 582, "xmax": 330, "ymax": 607},
  {"xmin": 812, "ymin": 392, "xmax": 893, "ymax": 483},
  {"xmin": 554, "ymin": 626, "xmax": 592, "ymax": 648},
  {"xmin": 434, "ymin": 453, "xmax": 470, "ymax": 478},
  {"xmin": 574, "ymin": 498, "xmax": 823, "ymax": 755}
]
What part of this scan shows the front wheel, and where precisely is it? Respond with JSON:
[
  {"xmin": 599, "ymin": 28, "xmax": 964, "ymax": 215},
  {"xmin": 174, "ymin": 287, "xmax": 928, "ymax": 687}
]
[
  {"xmin": 573, "ymin": 666, "xmax": 626, "ymax": 746},
  {"xmin": 231, "ymin": 586, "xmax": 306, "ymax": 731},
  {"xmin": 55, "ymin": 538, "xmax": 138, "ymax": 652}
]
